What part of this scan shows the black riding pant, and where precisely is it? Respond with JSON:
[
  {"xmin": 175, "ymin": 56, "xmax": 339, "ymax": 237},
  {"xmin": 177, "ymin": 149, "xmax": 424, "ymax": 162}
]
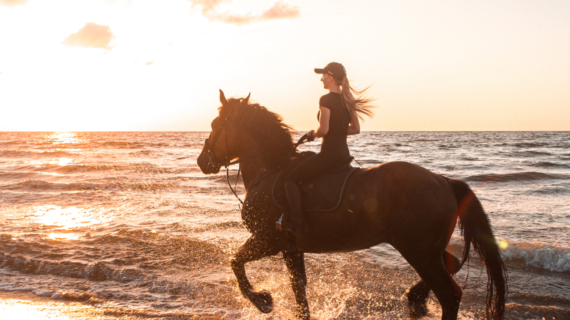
[{"xmin": 284, "ymin": 143, "xmax": 350, "ymax": 185}]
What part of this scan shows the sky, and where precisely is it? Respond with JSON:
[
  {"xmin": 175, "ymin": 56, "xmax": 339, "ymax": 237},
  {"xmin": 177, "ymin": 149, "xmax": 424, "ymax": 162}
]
[{"xmin": 0, "ymin": 0, "xmax": 569, "ymax": 131}]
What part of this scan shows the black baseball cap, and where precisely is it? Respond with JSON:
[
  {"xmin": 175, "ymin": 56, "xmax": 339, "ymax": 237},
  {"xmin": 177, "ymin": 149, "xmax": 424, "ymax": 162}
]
[{"xmin": 314, "ymin": 62, "xmax": 346, "ymax": 81}]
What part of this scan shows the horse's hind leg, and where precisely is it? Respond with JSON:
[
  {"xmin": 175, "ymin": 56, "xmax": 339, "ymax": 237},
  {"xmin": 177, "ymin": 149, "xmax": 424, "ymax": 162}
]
[
  {"xmin": 231, "ymin": 235, "xmax": 279, "ymax": 313},
  {"xmin": 408, "ymin": 255, "xmax": 462, "ymax": 320},
  {"xmin": 407, "ymin": 280, "xmax": 431, "ymax": 317},
  {"xmin": 284, "ymin": 251, "xmax": 309, "ymax": 320},
  {"xmin": 407, "ymin": 251, "xmax": 462, "ymax": 318}
]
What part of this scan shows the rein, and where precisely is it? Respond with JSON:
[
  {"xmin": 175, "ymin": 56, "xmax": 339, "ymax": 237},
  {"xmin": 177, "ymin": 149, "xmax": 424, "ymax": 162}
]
[
  {"xmin": 224, "ymin": 150, "xmax": 263, "ymax": 208},
  {"xmin": 207, "ymin": 130, "xmax": 311, "ymax": 209},
  {"xmin": 205, "ymin": 127, "xmax": 364, "ymax": 210}
]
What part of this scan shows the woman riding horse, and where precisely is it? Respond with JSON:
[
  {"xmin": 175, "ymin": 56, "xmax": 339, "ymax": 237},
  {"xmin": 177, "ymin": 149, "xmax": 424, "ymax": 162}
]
[
  {"xmin": 282, "ymin": 62, "xmax": 374, "ymax": 237},
  {"xmin": 197, "ymin": 89, "xmax": 507, "ymax": 320}
]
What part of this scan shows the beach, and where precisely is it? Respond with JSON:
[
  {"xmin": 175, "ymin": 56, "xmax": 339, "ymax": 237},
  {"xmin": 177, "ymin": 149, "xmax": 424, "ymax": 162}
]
[
  {"xmin": 0, "ymin": 291, "xmax": 132, "ymax": 319},
  {"xmin": 1, "ymin": 131, "xmax": 569, "ymax": 319}
]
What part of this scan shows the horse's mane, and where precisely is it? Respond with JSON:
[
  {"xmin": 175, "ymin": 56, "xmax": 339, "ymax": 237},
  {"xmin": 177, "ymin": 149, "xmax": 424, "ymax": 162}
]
[{"xmin": 220, "ymin": 98, "xmax": 294, "ymax": 169}]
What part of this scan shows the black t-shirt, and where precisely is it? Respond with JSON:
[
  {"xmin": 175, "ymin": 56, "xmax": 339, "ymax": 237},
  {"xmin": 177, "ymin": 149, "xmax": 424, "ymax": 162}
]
[{"xmin": 318, "ymin": 92, "xmax": 351, "ymax": 152}]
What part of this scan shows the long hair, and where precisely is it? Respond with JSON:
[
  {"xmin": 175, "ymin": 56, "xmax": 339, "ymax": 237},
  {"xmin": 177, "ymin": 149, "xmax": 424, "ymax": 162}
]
[{"xmin": 335, "ymin": 76, "xmax": 375, "ymax": 121}]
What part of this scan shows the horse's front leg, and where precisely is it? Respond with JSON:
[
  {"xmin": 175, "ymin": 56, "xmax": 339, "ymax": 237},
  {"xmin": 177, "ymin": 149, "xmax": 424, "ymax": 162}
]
[
  {"xmin": 284, "ymin": 251, "xmax": 310, "ymax": 319},
  {"xmin": 231, "ymin": 235, "xmax": 278, "ymax": 313}
]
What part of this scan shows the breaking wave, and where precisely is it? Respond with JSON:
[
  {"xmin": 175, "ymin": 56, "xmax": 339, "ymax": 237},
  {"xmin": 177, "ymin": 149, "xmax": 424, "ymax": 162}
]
[{"xmin": 449, "ymin": 238, "xmax": 570, "ymax": 273}]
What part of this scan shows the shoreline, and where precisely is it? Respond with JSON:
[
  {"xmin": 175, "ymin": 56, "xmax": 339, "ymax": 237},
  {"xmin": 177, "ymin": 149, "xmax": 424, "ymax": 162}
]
[
  {"xmin": 0, "ymin": 290, "xmax": 227, "ymax": 319},
  {"xmin": 0, "ymin": 291, "xmax": 123, "ymax": 320},
  {"xmin": 0, "ymin": 290, "xmax": 144, "ymax": 319}
]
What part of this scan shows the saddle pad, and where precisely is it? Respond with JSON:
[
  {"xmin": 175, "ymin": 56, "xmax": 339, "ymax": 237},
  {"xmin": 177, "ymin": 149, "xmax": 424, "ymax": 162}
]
[{"xmin": 272, "ymin": 167, "xmax": 357, "ymax": 212}]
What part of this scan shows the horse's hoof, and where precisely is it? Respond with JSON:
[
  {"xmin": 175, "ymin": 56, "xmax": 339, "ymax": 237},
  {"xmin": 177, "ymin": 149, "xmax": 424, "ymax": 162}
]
[
  {"xmin": 251, "ymin": 290, "xmax": 273, "ymax": 313},
  {"xmin": 408, "ymin": 302, "xmax": 428, "ymax": 318},
  {"xmin": 296, "ymin": 311, "xmax": 310, "ymax": 320}
]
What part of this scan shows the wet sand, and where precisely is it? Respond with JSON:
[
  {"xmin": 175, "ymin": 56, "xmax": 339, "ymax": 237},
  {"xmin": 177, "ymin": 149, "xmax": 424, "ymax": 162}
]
[
  {"xmin": 0, "ymin": 291, "xmax": 222, "ymax": 320},
  {"xmin": 0, "ymin": 291, "xmax": 123, "ymax": 319}
]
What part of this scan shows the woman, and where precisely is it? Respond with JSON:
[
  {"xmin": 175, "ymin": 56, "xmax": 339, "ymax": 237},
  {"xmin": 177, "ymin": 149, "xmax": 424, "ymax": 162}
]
[{"xmin": 281, "ymin": 62, "xmax": 374, "ymax": 237}]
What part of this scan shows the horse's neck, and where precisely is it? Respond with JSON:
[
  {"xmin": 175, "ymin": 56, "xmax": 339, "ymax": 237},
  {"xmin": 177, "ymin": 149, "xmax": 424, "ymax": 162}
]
[{"xmin": 238, "ymin": 139, "xmax": 271, "ymax": 190}]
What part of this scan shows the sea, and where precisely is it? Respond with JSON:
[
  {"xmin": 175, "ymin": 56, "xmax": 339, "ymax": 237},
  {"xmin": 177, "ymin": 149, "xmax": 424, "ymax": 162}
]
[{"xmin": 0, "ymin": 131, "xmax": 568, "ymax": 319}]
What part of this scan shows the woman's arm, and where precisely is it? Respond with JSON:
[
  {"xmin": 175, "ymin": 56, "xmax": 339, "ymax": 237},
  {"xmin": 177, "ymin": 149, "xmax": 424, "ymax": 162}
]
[
  {"xmin": 347, "ymin": 109, "xmax": 360, "ymax": 135},
  {"xmin": 312, "ymin": 107, "xmax": 330, "ymax": 138}
]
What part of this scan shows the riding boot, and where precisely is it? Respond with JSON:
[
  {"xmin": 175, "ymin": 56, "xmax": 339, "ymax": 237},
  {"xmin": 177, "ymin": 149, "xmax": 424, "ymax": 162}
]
[{"xmin": 282, "ymin": 181, "xmax": 305, "ymax": 238}]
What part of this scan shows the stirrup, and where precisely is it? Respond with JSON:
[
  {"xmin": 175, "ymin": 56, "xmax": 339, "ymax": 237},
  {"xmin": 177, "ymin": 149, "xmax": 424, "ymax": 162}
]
[
  {"xmin": 275, "ymin": 213, "xmax": 304, "ymax": 237},
  {"xmin": 276, "ymin": 214, "xmax": 284, "ymax": 231},
  {"xmin": 281, "ymin": 220, "xmax": 304, "ymax": 238}
]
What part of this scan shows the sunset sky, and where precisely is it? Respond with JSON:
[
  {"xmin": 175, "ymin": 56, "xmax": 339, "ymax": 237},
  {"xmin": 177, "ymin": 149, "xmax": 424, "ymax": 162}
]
[{"xmin": 1, "ymin": 0, "xmax": 569, "ymax": 131}]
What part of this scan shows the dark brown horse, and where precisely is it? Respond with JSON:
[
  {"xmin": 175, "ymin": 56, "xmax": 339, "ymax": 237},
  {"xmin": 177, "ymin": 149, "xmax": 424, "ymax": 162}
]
[{"xmin": 197, "ymin": 91, "xmax": 507, "ymax": 320}]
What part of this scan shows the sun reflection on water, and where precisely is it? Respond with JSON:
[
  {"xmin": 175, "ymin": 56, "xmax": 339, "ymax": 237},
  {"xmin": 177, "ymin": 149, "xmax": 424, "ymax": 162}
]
[
  {"xmin": 46, "ymin": 132, "xmax": 81, "ymax": 145},
  {"xmin": 33, "ymin": 206, "xmax": 110, "ymax": 241},
  {"xmin": 48, "ymin": 233, "xmax": 81, "ymax": 241},
  {"xmin": 50, "ymin": 157, "xmax": 73, "ymax": 166}
]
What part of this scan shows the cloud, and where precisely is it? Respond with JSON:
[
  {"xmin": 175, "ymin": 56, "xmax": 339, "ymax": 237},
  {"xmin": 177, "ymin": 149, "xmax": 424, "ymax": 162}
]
[
  {"xmin": 190, "ymin": 0, "xmax": 230, "ymax": 14},
  {"xmin": 145, "ymin": 61, "xmax": 154, "ymax": 66},
  {"xmin": 0, "ymin": 0, "xmax": 29, "ymax": 7},
  {"xmin": 261, "ymin": 1, "xmax": 300, "ymax": 20},
  {"xmin": 62, "ymin": 23, "xmax": 115, "ymax": 50},
  {"xmin": 189, "ymin": 0, "xmax": 300, "ymax": 25}
]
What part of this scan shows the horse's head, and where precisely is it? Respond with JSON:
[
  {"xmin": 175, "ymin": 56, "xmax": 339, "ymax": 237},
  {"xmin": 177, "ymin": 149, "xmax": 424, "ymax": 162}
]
[{"xmin": 197, "ymin": 90, "xmax": 250, "ymax": 174}]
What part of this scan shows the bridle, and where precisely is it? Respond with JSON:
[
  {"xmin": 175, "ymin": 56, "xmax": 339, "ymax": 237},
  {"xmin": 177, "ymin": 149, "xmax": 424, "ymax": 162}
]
[
  {"xmin": 203, "ymin": 118, "xmax": 262, "ymax": 207},
  {"xmin": 203, "ymin": 118, "xmax": 314, "ymax": 209},
  {"xmin": 204, "ymin": 118, "xmax": 233, "ymax": 168}
]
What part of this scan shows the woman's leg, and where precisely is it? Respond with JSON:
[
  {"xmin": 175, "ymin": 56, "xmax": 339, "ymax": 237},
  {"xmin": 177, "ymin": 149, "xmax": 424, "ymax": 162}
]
[{"xmin": 282, "ymin": 153, "xmax": 339, "ymax": 237}]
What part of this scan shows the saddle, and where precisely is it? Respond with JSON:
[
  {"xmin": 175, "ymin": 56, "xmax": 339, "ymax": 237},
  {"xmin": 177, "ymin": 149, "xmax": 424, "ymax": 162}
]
[{"xmin": 272, "ymin": 152, "xmax": 358, "ymax": 212}]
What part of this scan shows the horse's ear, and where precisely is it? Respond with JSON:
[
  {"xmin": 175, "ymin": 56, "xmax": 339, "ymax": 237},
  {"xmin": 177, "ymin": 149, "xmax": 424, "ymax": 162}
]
[
  {"xmin": 219, "ymin": 89, "xmax": 228, "ymax": 106},
  {"xmin": 243, "ymin": 92, "xmax": 251, "ymax": 105}
]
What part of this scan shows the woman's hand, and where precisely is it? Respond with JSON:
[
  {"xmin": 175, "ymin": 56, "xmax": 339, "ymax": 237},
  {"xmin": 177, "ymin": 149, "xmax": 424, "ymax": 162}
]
[
  {"xmin": 347, "ymin": 109, "xmax": 360, "ymax": 135},
  {"xmin": 307, "ymin": 130, "xmax": 316, "ymax": 141}
]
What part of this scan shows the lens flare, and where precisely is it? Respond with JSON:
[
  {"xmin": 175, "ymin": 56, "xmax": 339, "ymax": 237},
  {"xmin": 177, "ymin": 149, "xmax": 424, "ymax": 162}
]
[{"xmin": 499, "ymin": 239, "xmax": 509, "ymax": 250}]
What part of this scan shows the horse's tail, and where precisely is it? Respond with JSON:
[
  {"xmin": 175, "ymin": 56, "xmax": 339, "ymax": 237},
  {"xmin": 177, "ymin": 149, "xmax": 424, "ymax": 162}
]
[{"xmin": 448, "ymin": 178, "xmax": 508, "ymax": 320}]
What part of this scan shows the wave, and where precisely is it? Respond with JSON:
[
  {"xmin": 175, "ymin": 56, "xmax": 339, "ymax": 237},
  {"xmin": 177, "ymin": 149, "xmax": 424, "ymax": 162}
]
[
  {"xmin": 0, "ymin": 171, "xmax": 59, "ymax": 180},
  {"xmin": 512, "ymin": 142, "xmax": 550, "ymax": 148},
  {"xmin": 0, "ymin": 230, "xmax": 228, "ymax": 283},
  {"xmin": 23, "ymin": 163, "xmax": 182, "ymax": 174},
  {"xmin": 101, "ymin": 141, "xmax": 144, "ymax": 149},
  {"xmin": 0, "ymin": 231, "xmax": 236, "ymax": 318},
  {"xmin": 3, "ymin": 179, "xmax": 178, "ymax": 191},
  {"xmin": 465, "ymin": 172, "xmax": 568, "ymax": 183},
  {"xmin": 529, "ymin": 161, "xmax": 570, "ymax": 168},
  {"xmin": 438, "ymin": 144, "xmax": 459, "ymax": 149},
  {"xmin": 501, "ymin": 241, "xmax": 570, "ymax": 273},
  {"xmin": 409, "ymin": 139, "xmax": 438, "ymax": 142},
  {"xmin": 507, "ymin": 151, "xmax": 552, "ymax": 157},
  {"xmin": 449, "ymin": 238, "xmax": 570, "ymax": 273},
  {"xmin": 531, "ymin": 185, "xmax": 570, "ymax": 195},
  {"xmin": 0, "ymin": 150, "xmax": 75, "ymax": 158},
  {"xmin": 99, "ymin": 141, "xmax": 170, "ymax": 149},
  {"xmin": 506, "ymin": 302, "xmax": 570, "ymax": 319}
]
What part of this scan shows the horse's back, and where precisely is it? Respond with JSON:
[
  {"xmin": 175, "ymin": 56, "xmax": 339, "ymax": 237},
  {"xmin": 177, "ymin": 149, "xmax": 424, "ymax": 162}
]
[
  {"xmin": 363, "ymin": 161, "xmax": 459, "ymax": 252},
  {"xmin": 299, "ymin": 161, "xmax": 458, "ymax": 253}
]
